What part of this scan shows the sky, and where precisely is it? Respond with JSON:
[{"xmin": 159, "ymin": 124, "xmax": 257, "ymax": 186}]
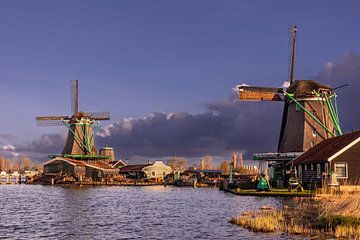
[{"xmin": 1, "ymin": 1, "xmax": 360, "ymax": 162}]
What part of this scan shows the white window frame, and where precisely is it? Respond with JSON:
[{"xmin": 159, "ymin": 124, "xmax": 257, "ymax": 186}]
[
  {"xmin": 316, "ymin": 164, "xmax": 321, "ymax": 178},
  {"xmin": 324, "ymin": 163, "xmax": 329, "ymax": 174},
  {"xmin": 334, "ymin": 163, "xmax": 348, "ymax": 179},
  {"xmin": 310, "ymin": 164, "xmax": 314, "ymax": 171},
  {"xmin": 304, "ymin": 164, "xmax": 307, "ymax": 171}
]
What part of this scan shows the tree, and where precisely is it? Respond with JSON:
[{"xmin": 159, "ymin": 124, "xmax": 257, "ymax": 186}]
[
  {"xmin": 219, "ymin": 160, "xmax": 231, "ymax": 175},
  {"xmin": 167, "ymin": 158, "xmax": 188, "ymax": 171},
  {"xmin": 0, "ymin": 156, "xmax": 5, "ymax": 170},
  {"xmin": 22, "ymin": 157, "xmax": 32, "ymax": 171},
  {"xmin": 199, "ymin": 155, "xmax": 214, "ymax": 170}
]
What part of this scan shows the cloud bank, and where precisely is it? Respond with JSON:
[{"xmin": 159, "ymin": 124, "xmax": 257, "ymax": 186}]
[
  {"xmin": 12, "ymin": 53, "xmax": 360, "ymax": 161},
  {"xmin": 318, "ymin": 53, "xmax": 360, "ymax": 133}
]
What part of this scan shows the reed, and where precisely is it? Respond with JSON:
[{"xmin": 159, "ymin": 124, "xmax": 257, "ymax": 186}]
[{"xmin": 230, "ymin": 191, "xmax": 360, "ymax": 238}]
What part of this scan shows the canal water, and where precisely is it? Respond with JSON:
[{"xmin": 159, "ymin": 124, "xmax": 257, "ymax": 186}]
[{"xmin": 0, "ymin": 185, "xmax": 299, "ymax": 239}]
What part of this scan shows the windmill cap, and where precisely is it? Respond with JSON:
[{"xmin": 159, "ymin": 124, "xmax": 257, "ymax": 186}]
[
  {"xmin": 71, "ymin": 111, "xmax": 90, "ymax": 119},
  {"xmin": 287, "ymin": 80, "xmax": 332, "ymax": 98}
]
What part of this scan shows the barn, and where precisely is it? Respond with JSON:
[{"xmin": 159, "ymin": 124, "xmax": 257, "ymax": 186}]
[
  {"xmin": 43, "ymin": 157, "xmax": 119, "ymax": 181},
  {"xmin": 289, "ymin": 131, "xmax": 360, "ymax": 188}
]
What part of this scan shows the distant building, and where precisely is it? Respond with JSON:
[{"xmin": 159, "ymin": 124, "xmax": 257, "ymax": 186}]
[
  {"xmin": 118, "ymin": 161, "xmax": 172, "ymax": 180},
  {"xmin": 110, "ymin": 159, "xmax": 127, "ymax": 169},
  {"xmin": 289, "ymin": 131, "xmax": 360, "ymax": 187}
]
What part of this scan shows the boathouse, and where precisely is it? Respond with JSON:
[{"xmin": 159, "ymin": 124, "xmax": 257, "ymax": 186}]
[
  {"xmin": 289, "ymin": 131, "xmax": 360, "ymax": 187},
  {"xmin": 118, "ymin": 161, "xmax": 172, "ymax": 180},
  {"xmin": 43, "ymin": 157, "xmax": 119, "ymax": 181}
]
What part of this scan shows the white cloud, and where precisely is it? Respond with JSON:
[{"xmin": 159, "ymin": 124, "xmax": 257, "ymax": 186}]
[{"xmin": 2, "ymin": 144, "xmax": 16, "ymax": 151}]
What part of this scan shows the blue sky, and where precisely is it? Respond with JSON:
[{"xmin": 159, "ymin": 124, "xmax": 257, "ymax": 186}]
[{"xmin": 1, "ymin": 1, "xmax": 360, "ymax": 159}]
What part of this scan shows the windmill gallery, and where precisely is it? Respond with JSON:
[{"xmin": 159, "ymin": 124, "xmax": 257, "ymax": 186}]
[{"xmin": 18, "ymin": 26, "xmax": 360, "ymax": 191}]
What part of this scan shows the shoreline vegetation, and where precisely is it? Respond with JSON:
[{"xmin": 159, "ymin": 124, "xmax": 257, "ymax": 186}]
[{"xmin": 229, "ymin": 190, "xmax": 360, "ymax": 239}]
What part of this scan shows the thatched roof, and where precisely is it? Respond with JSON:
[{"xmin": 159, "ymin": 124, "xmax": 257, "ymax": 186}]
[{"xmin": 286, "ymin": 80, "xmax": 332, "ymax": 98}]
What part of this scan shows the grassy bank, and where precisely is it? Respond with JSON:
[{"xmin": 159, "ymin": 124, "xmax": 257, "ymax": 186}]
[
  {"xmin": 228, "ymin": 188, "xmax": 315, "ymax": 197},
  {"xmin": 230, "ymin": 192, "xmax": 360, "ymax": 239}
]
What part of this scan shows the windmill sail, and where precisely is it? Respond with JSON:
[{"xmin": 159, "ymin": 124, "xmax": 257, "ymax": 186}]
[
  {"xmin": 87, "ymin": 111, "xmax": 110, "ymax": 120},
  {"xmin": 70, "ymin": 79, "xmax": 79, "ymax": 114}
]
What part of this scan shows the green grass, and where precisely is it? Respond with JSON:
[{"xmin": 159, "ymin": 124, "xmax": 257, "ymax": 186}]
[{"xmin": 317, "ymin": 215, "xmax": 360, "ymax": 229}]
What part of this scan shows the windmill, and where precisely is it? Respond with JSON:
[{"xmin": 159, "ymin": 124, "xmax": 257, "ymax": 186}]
[
  {"xmin": 36, "ymin": 80, "xmax": 110, "ymax": 160},
  {"xmin": 236, "ymin": 26, "xmax": 342, "ymax": 154}
]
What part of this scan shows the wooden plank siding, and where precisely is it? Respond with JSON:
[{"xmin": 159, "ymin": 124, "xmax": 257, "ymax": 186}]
[
  {"xmin": 300, "ymin": 167, "xmax": 321, "ymax": 187},
  {"xmin": 331, "ymin": 141, "xmax": 360, "ymax": 185}
]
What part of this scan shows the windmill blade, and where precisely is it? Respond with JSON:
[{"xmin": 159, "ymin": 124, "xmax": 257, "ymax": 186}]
[
  {"xmin": 36, "ymin": 120, "xmax": 66, "ymax": 126},
  {"xmin": 236, "ymin": 85, "xmax": 283, "ymax": 101},
  {"xmin": 86, "ymin": 111, "xmax": 110, "ymax": 120},
  {"xmin": 36, "ymin": 116, "xmax": 69, "ymax": 126},
  {"xmin": 36, "ymin": 116, "xmax": 69, "ymax": 121},
  {"xmin": 70, "ymin": 79, "xmax": 79, "ymax": 114}
]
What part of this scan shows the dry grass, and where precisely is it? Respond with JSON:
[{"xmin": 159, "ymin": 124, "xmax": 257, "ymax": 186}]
[
  {"xmin": 319, "ymin": 192, "xmax": 360, "ymax": 219},
  {"xmin": 230, "ymin": 192, "xmax": 360, "ymax": 238},
  {"xmin": 335, "ymin": 225, "xmax": 360, "ymax": 239},
  {"xmin": 229, "ymin": 208, "xmax": 282, "ymax": 232}
]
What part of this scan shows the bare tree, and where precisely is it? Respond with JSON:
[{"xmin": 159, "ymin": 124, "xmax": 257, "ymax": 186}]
[
  {"xmin": 22, "ymin": 157, "xmax": 33, "ymax": 171},
  {"xmin": 219, "ymin": 160, "xmax": 230, "ymax": 175},
  {"xmin": 199, "ymin": 155, "xmax": 214, "ymax": 170},
  {"xmin": 167, "ymin": 158, "xmax": 188, "ymax": 171},
  {"xmin": 0, "ymin": 156, "xmax": 5, "ymax": 170}
]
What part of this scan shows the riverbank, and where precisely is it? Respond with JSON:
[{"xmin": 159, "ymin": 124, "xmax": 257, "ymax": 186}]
[
  {"xmin": 230, "ymin": 191, "xmax": 360, "ymax": 239},
  {"xmin": 225, "ymin": 188, "xmax": 315, "ymax": 197}
]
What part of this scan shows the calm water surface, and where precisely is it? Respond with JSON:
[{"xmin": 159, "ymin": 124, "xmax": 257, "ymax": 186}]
[{"xmin": 0, "ymin": 185, "xmax": 301, "ymax": 240}]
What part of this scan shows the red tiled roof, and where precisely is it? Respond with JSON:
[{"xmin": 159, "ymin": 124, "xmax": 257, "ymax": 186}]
[
  {"xmin": 291, "ymin": 131, "xmax": 360, "ymax": 165},
  {"xmin": 87, "ymin": 161, "xmax": 115, "ymax": 170},
  {"xmin": 63, "ymin": 158, "xmax": 87, "ymax": 167},
  {"xmin": 44, "ymin": 157, "xmax": 116, "ymax": 170}
]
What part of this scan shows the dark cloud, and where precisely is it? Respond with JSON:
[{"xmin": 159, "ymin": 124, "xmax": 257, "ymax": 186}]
[
  {"xmin": 318, "ymin": 53, "xmax": 360, "ymax": 132},
  {"xmin": 95, "ymin": 93, "xmax": 282, "ymax": 159},
  {"xmin": 16, "ymin": 133, "xmax": 66, "ymax": 160}
]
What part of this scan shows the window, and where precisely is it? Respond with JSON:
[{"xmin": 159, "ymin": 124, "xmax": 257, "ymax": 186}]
[
  {"xmin": 335, "ymin": 163, "xmax": 348, "ymax": 178},
  {"xmin": 316, "ymin": 164, "xmax": 321, "ymax": 178},
  {"xmin": 163, "ymin": 171, "xmax": 166, "ymax": 176},
  {"xmin": 310, "ymin": 164, "xmax": 314, "ymax": 171},
  {"xmin": 298, "ymin": 165, "xmax": 302, "ymax": 182},
  {"xmin": 295, "ymin": 104, "xmax": 301, "ymax": 111},
  {"xmin": 312, "ymin": 129, "xmax": 317, "ymax": 137},
  {"xmin": 310, "ymin": 142, "xmax": 315, "ymax": 148},
  {"xmin": 152, "ymin": 171, "xmax": 155, "ymax": 176},
  {"xmin": 304, "ymin": 164, "xmax": 307, "ymax": 171},
  {"xmin": 324, "ymin": 163, "xmax": 329, "ymax": 174}
]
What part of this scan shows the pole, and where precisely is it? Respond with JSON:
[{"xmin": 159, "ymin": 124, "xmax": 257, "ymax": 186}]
[{"xmin": 289, "ymin": 25, "xmax": 297, "ymax": 84}]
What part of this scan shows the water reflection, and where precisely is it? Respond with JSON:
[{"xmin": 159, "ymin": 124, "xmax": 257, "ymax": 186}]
[{"xmin": 0, "ymin": 185, "xmax": 294, "ymax": 240}]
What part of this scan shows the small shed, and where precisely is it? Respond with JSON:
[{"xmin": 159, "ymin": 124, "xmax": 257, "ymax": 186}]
[{"xmin": 289, "ymin": 131, "xmax": 360, "ymax": 187}]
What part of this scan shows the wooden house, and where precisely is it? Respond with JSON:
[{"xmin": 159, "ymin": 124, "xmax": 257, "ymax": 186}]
[
  {"xmin": 44, "ymin": 157, "xmax": 119, "ymax": 181},
  {"xmin": 289, "ymin": 131, "xmax": 360, "ymax": 188},
  {"xmin": 118, "ymin": 161, "xmax": 172, "ymax": 180}
]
